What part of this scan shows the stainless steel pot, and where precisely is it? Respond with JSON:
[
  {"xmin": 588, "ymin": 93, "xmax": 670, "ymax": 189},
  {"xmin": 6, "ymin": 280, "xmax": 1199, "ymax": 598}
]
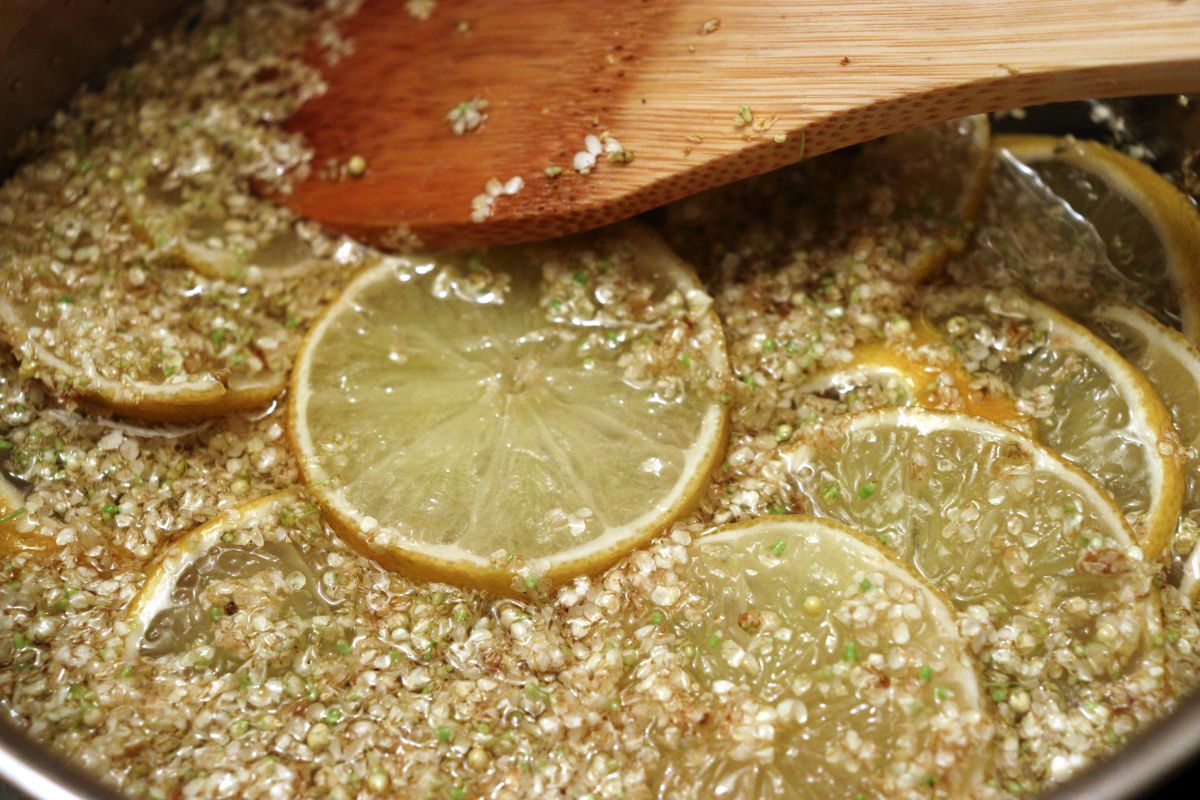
[{"xmin": 1, "ymin": 3, "xmax": 1198, "ymax": 798}]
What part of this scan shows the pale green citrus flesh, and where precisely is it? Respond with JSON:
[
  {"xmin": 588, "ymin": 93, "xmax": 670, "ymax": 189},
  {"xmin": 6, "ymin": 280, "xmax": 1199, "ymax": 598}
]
[
  {"xmin": 650, "ymin": 515, "xmax": 989, "ymax": 800},
  {"xmin": 786, "ymin": 408, "xmax": 1162, "ymax": 712},
  {"xmin": 289, "ymin": 224, "xmax": 729, "ymax": 592},
  {"xmin": 125, "ymin": 491, "xmax": 333, "ymax": 663},
  {"xmin": 922, "ymin": 287, "xmax": 1182, "ymax": 559},
  {"xmin": 1091, "ymin": 302, "xmax": 1200, "ymax": 602}
]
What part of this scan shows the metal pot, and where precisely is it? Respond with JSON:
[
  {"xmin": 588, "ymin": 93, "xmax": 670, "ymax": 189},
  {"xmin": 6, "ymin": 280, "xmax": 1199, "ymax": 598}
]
[{"xmin": 0, "ymin": 3, "xmax": 1197, "ymax": 798}]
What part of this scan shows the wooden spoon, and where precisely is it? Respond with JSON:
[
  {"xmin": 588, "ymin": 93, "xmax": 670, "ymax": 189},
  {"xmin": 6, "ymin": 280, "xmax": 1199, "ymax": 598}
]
[{"xmin": 280, "ymin": 0, "xmax": 1200, "ymax": 249}]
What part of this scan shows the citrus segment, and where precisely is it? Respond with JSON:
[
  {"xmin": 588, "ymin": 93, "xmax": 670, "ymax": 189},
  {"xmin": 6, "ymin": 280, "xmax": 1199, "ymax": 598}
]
[
  {"xmin": 125, "ymin": 491, "xmax": 332, "ymax": 663},
  {"xmin": 995, "ymin": 134, "xmax": 1200, "ymax": 340},
  {"xmin": 923, "ymin": 287, "xmax": 1183, "ymax": 559},
  {"xmin": 647, "ymin": 515, "xmax": 991, "ymax": 799},
  {"xmin": 289, "ymin": 223, "xmax": 730, "ymax": 594}
]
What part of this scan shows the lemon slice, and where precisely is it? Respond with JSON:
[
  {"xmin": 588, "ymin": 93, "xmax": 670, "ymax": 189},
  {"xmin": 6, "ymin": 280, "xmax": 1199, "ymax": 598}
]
[
  {"xmin": 662, "ymin": 116, "xmax": 989, "ymax": 283},
  {"xmin": 923, "ymin": 287, "xmax": 1183, "ymax": 559},
  {"xmin": 125, "ymin": 491, "xmax": 332, "ymax": 663},
  {"xmin": 0, "ymin": 253, "xmax": 289, "ymax": 422},
  {"xmin": 1090, "ymin": 302, "xmax": 1200, "ymax": 600},
  {"xmin": 114, "ymin": 145, "xmax": 341, "ymax": 282},
  {"xmin": 649, "ymin": 515, "xmax": 990, "ymax": 799},
  {"xmin": 1185, "ymin": 546, "xmax": 1200, "ymax": 608},
  {"xmin": 799, "ymin": 318, "xmax": 1026, "ymax": 428},
  {"xmin": 289, "ymin": 223, "xmax": 730, "ymax": 594},
  {"xmin": 844, "ymin": 114, "xmax": 992, "ymax": 282},
  {"xmin": 131, "ymin": 184, "xmax": 330, "ymax": 282},
  {"xmin": 947, "ymin": 145, "xmax": 1122, "ymax": 313},
  {"xmin": 786, "ymin": 408, "xmax": 1147, "ymax": 605},
  {"xmin": 996, "ymin": 134, "xmax": 1200, "ymax": 341},
  {"xmin": 784, "ymin": 408, "xmax": 1163, "ymax": 779}
]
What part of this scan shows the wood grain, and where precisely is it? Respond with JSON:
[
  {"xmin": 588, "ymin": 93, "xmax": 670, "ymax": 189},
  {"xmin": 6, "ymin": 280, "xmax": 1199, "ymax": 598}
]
[{"xmin": 280, "ymin": 0, "xmax": 1200, "ymax": 248}]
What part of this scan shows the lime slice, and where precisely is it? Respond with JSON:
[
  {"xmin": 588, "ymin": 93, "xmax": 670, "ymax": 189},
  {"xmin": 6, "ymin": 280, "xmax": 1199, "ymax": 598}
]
[
  {"xmin": 1090, "ymin": 302, "xmax": 1200, "ymax": 601},
  {"xmin": 125, "ymin": 491, "xmax": 333, "ymax": 664},
  {"xmin": 289, "ymin": 223, "xmax": 730, "ymax": 594},
  {"xmin": 647, "ymin": 515, "xmax": 990, "ymax": 799},
  {"xmin": 996, "ymin": 134, "xmax": 1200, "ymax": 341},
  {"xmin": 923, "ymin": 287, "xmax": 1183, "ymax": 559},
  {"xmin": 784, "ymin": 407, "xmax": 1164, "ymax": 780},
  {"xmin": 662, "ymin": 116, "xmax": 990, "ymax": 284}
]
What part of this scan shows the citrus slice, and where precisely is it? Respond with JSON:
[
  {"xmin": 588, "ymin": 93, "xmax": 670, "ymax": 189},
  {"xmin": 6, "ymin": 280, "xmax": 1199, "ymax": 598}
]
[
  {"xmin": 288, "ymin": 223, "xmax": 731, "ymax": 594},
  {"xmin": 843, "ymin": 114, "xmax": 992, "ymax": 283},
  {"xmin": 995, "ymin": 134, "xmax": 1200, "ymax": 341},
  {"xmin": 661, "ymin": 116, "xmax": 989, "ymax": 284},
  {"xmin": 799, "ymin": 318, "xmax": 1026, "ymax": 428},
  {"xmin": 125, "ymin": 491, "xmax": 333, "ymax": 664},
  {"xmin": 946, "ymin": 145, "xmax": 1123, "ymax": 313},
  {"xmin": 0, "ymin": 474, "xmax": 52, "ymax": 557},
  {"xmin": 169, "ymin": 237, "xmax": 328, "ymax": 283},
  {"xmin": 786, "ymin": 408, "xmax": 1148, "ymax": 605},
  {"xmin": 1185, "ymin": 545, "xmax": 1200, "ymax": 608},
  {"xmin": 923, "ymin": 287, "xmax": 1183, "ymax": 559},
  {"xmin": 1089, "ymin": 302, "xmax": 1200, "ymax": 595},
  {"xmin": 783, "ymin": 408, "xmax": 1164, "ymax": 780},
  {"xmin": 648, "ymin": 515, "xmax": 991, "ymax": 799},
  {"xmin": 0, "ymin": 253, "xmax": 290, "ymax": 422},
  {"xmin": 130, "ymin": 181, "xmax": 331, "ymax": 282}
]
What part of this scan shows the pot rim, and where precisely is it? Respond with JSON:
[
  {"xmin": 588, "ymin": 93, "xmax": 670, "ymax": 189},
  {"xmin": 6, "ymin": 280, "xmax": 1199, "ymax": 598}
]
[{"xmin": 1, "ymin": 686, "xmax": 1198, "ymax": 799}]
